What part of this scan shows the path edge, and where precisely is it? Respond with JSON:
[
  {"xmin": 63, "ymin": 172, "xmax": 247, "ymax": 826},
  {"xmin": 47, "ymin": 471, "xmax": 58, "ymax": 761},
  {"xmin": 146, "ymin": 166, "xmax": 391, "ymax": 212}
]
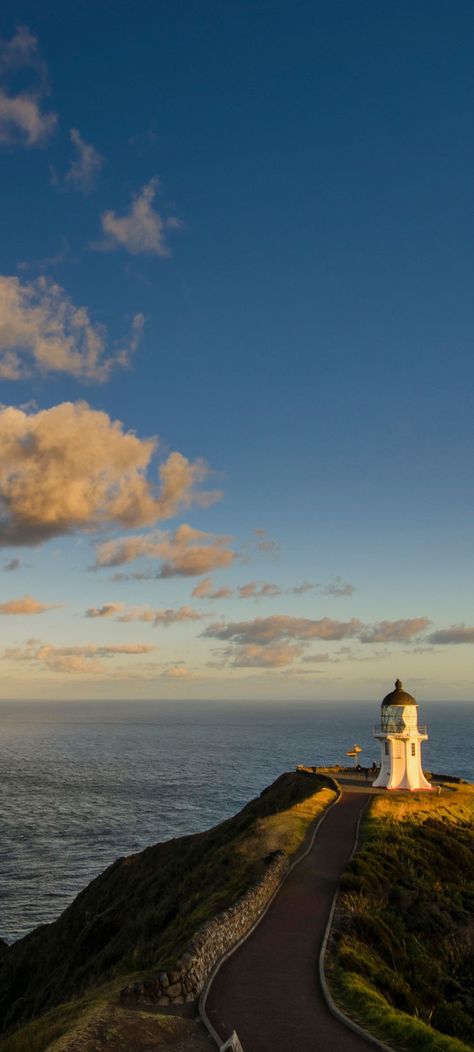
[
  {"xmin": 318, "ymin": 798, "xmax": 396, "ymax": 1052},
  {"xmin": 199, "ymin": 782, "xmax": 342, "ymax": 1048}
]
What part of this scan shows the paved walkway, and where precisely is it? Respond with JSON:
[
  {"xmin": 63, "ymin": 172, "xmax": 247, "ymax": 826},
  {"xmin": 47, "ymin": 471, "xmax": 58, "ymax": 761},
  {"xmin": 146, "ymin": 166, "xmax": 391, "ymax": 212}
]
[{"xmin": 205, "ymin": 791, "xmax": 373, "ymax": 1052}]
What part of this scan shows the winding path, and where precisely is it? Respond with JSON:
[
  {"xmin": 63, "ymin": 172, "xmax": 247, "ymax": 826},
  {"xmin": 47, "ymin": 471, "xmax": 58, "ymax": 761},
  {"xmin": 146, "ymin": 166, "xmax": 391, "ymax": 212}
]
[{"xmin": 205, "ymin": 790, "xmax": 373, "ymax": 1052}]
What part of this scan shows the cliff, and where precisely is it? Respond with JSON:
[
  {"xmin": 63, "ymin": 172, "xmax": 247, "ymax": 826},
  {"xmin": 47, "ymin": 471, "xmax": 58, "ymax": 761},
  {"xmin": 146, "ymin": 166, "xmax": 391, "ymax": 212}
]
[{"xmin": 0, "ymin": 770, "xmax": 336, "ymax": 1050}]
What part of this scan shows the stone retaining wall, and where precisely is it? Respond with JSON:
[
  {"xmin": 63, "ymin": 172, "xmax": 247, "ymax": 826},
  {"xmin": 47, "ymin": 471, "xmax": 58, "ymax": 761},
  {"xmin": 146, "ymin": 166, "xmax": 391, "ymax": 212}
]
[{"xmin": 120, "ymin": 850, "xmax": 289, "ymax": 1008}]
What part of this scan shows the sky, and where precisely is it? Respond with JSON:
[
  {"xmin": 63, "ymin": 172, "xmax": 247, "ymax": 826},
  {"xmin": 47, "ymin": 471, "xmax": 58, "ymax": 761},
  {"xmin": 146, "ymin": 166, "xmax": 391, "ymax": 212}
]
[{"xmin": 0, "ymin": 0, "xmax": 472, "ymax": 702}]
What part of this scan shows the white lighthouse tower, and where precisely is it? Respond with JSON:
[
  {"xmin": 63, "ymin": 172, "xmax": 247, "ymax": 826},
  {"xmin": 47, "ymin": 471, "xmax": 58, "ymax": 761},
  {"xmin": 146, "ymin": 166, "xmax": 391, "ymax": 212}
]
[{"xmin": 373, "ymin": 679, "xmax": 431, "ymax": 791}]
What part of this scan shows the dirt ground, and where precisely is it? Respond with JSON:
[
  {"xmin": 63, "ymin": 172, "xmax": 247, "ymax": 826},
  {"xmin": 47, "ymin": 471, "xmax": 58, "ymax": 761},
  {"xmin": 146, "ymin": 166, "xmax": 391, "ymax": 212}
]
[{"xmin": 50, "ymin": 1003, "xmax": 214, "ymax": 1052}]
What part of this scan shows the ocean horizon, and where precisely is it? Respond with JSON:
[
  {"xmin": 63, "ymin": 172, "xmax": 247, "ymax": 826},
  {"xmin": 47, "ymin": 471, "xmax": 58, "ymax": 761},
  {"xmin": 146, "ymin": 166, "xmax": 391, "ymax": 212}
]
[{"xmin": 1, "ymin": 698, "xmax": 472, "ymax": 944}]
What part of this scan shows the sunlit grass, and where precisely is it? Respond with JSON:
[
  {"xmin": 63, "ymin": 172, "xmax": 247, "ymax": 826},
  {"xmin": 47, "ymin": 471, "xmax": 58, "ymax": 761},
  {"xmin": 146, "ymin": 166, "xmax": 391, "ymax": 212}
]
[{"xmin": 326, "ymin": 782, "xmax": 474, "ymax": 1052}]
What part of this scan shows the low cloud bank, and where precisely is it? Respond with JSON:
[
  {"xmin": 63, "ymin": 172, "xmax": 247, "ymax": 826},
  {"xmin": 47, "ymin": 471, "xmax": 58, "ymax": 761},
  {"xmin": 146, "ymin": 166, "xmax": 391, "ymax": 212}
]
[
  {"xmin": 427, "ymin": 625, "xmax": 474, "ymax": 645},
  {"xmin": 4, "ymin": 640, "xmax": 154, "ymax": 674},
  {"xmin": 204, "ymin": 614, "xmax": 430, "ymax": 668}
]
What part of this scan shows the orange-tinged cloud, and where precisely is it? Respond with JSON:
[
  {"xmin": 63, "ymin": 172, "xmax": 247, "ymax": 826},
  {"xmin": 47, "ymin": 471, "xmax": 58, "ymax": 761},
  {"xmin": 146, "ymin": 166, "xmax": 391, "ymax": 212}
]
[
  {"xmin": 99, "ymin": 178, "xmax": 180, "ymax": 256},
  {"xmin": 95, "ymin": 524, "xmax": 233, "ymax": 577},
  {"xmin": 229, "ymin": 643, "xmax": 304, "ymax": 668},
  {"xmin": 4, "ymin": 639, "xmax": 155, "ymax": 674},
  {"xmin": 117, "ymin": 605, "xmax": 203, "ymax": 627},
  {"xmin": 359, "ymin": 618, "xmax": 430, "ymax": 643},
  {"xmin": 161, "ymin": 664, "xmax": 194, "ymax": 679},
  {"xmin": 237, "ymin": 581, "xmax": 281, "ymax": 599},
  {"xmin": 206, "ymin": 613, "xmax": 431, "ymax": 667},
  {"xmin": 0, "ymin": 28, "xmax": 57, "ymax": 147},
  {"xmin": 85, "ymin": 603, "xmax": 125, "ymax": 618},
  {"xmin": 427, "ymin": 624, "xmax": 474, "ymax": 645},
  {"xmin": 0, "ymin": 276, "xmax": 143, "ymax": 380},
  {"xmin": 205, "ymin": 615, "xmax": 363, "ymax": 646},
  {"xmin": 191, "ymin": 576, "xmax": 233, "ymax": 599},
  {"xmin": 0, "ymin": 402, "xmax": 219, "ymax": 546},
  {"xmin": 0, "ymin": 594, "xmax": 57, "ymax": 614}
]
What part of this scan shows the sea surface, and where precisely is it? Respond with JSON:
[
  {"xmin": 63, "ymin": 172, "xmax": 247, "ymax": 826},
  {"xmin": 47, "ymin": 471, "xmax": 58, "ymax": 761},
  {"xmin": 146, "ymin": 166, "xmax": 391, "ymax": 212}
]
[{"xmin": 0, "ymin": 699, "xmax": 472, "ymax": 944}]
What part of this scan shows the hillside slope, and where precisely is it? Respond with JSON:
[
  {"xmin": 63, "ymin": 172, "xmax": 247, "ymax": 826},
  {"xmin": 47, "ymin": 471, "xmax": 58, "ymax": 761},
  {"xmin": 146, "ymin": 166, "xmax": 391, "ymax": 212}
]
[{"xmin": 0, "ymin": 770, "xmax": 335, "ymax": 1045}]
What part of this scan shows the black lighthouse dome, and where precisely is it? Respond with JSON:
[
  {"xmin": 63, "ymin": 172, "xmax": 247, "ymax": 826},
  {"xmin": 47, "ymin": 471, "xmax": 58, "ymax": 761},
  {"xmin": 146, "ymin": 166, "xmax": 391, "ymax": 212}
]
[{"xmin": 382, "ymin": 679, "xmax": 416, "ymax": 707}]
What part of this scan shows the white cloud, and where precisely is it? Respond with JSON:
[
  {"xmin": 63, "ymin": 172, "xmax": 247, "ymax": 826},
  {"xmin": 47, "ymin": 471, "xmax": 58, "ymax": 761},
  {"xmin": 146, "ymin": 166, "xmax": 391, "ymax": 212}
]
[
  {"xmin": 99, "ymin": 178, "xmax": 180, "ymax": 255},
  {"xmin": 0, "ymin": 276, "xmax": 143, "ymax": 380},
  {"xmin": 65, "ymin": 128, "xmax": 103, "ymax": 192},
  {"xmin": 0, "ymin": 402, "xmax": 218, "ymax": 546},
  {"xmin": 0, "ymin": 27, "xmax": 56, "ymax": 147}
]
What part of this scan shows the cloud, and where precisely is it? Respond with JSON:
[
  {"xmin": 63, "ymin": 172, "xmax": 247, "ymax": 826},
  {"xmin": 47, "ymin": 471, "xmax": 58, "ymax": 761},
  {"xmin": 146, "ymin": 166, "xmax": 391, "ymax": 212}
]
[
  {"xmin": 117, "ymin": 604, "xmax": 203, "ymax": 627},
  {"xmin": 0, "ymin": 402, "xmax": 218, "ymax": 546},
  {"xmin": 322, "ymin": 577, "xmax": 355, "ymax": 598},
  {"xmin": 0, "ymin": 276, "xmax": 143, "ymax": 380},
  {"xmin": 0, "ymin": 92, "xmax": 56, "ymax": 145},
  {"xmin": 192, "ymin": 577, "xmax": 233, "ymax": 599},
  {"xmin": 204, "ymin": 615, "xmax": 363, "ymax": 646},
  {"xmin": 192, "ymin": 577, "xmax": 306, "ymax": 600},
  {"xmin": 95, "ymin": 524, "xmax": 233, "ymax": 576},
  {"xmin": 237, "ymin": 581, "xmax": 281, "ymax": 599},
  {"xmin": 98, "ymin": 178, "xmax": 180, "ymax": 256},
  {"xmin": 288, "ymin": 580, "xmax": 315, "ymax": 595},
  {"xmin": 85, "ymin": 602, "xmax": 125, "ymax": 618},
  {"xmin": 0, "ymin": 25, "xmax": 41, "ymax": 74},
  {"xmin": 359, "ymin": 618, "xmax": 430, "ymax": 643},
  {"xmin": 2, "ymin": 557, "xmax": 21, "ymax": 571},
  {"xmin": 0, "ymin": 595, "xmax": 56, "ymax": 614},
  {"xmin": 228, "ymin": 643, "xmax": 304, "ymax": 668},
  {"xmin": 0, "ymin": 27, "xmax": 56, "ymax": 147},
  {"xmin": 427, "ymin": 625, "xmax": 474, "ymax": 645},
  {"xmin": 161, "ymin": 664, "xmax": 195, "ymax": 679},
  {"xmin": 301, "ymin": 653, "xmax": 334, "ymax": 663},
  {"xmin": 64, "ymin": 128, "xmax": 103, "ymax": 192},
  {"xmin": 205, "ymin": 613, "xmax": 431, "ymax": 667},
  {"xmin": 251, "ymin": 528, "xmax": 280, "ymax": 558},
  {"xmin": 4, "ymin": 639, "xmax": 155, "ymax": 674}
]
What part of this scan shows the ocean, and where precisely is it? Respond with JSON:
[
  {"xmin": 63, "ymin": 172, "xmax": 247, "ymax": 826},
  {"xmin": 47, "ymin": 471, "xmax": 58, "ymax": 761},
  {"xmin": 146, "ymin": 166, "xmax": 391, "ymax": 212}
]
[{"xmin": 0, "ymin": 699, "xmax": 472, "ymax": 944}]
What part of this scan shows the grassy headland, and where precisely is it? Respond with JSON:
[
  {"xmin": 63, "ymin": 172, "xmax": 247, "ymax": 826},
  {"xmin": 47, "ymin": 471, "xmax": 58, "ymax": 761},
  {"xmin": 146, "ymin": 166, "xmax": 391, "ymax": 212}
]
[
  {"xmin": 326, "ymin": 783, "xmax": 474, "ymax": 1052},
  {"xmin": 0, "ymin": 771, "xmax": 336, "ymax": 1052}
]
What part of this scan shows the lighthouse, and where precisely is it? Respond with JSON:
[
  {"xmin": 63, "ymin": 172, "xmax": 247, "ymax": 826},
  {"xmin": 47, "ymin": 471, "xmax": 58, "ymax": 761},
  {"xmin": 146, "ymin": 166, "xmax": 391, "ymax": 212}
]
[{"xmin": 372, "ymin": 679, "xmax": 431, "ymax": 790}]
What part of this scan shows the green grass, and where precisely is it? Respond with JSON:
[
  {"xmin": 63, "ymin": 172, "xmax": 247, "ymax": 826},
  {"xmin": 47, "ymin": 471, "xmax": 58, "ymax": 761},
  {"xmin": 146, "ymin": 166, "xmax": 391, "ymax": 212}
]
[
  {"xmin": 0, "ymin": 771, "xmax": 336, "ymax": 1049},
  {"xmin": 326, "ymin": 784, "xmax": 474, "ymax": 1052}
]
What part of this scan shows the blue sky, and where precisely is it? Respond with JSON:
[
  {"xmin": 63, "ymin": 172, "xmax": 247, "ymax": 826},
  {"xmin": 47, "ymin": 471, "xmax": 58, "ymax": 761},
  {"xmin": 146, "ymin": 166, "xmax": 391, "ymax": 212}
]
[{"xmin": 0, "ymin": 1, "xmax": 473, "ymax": 701}]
